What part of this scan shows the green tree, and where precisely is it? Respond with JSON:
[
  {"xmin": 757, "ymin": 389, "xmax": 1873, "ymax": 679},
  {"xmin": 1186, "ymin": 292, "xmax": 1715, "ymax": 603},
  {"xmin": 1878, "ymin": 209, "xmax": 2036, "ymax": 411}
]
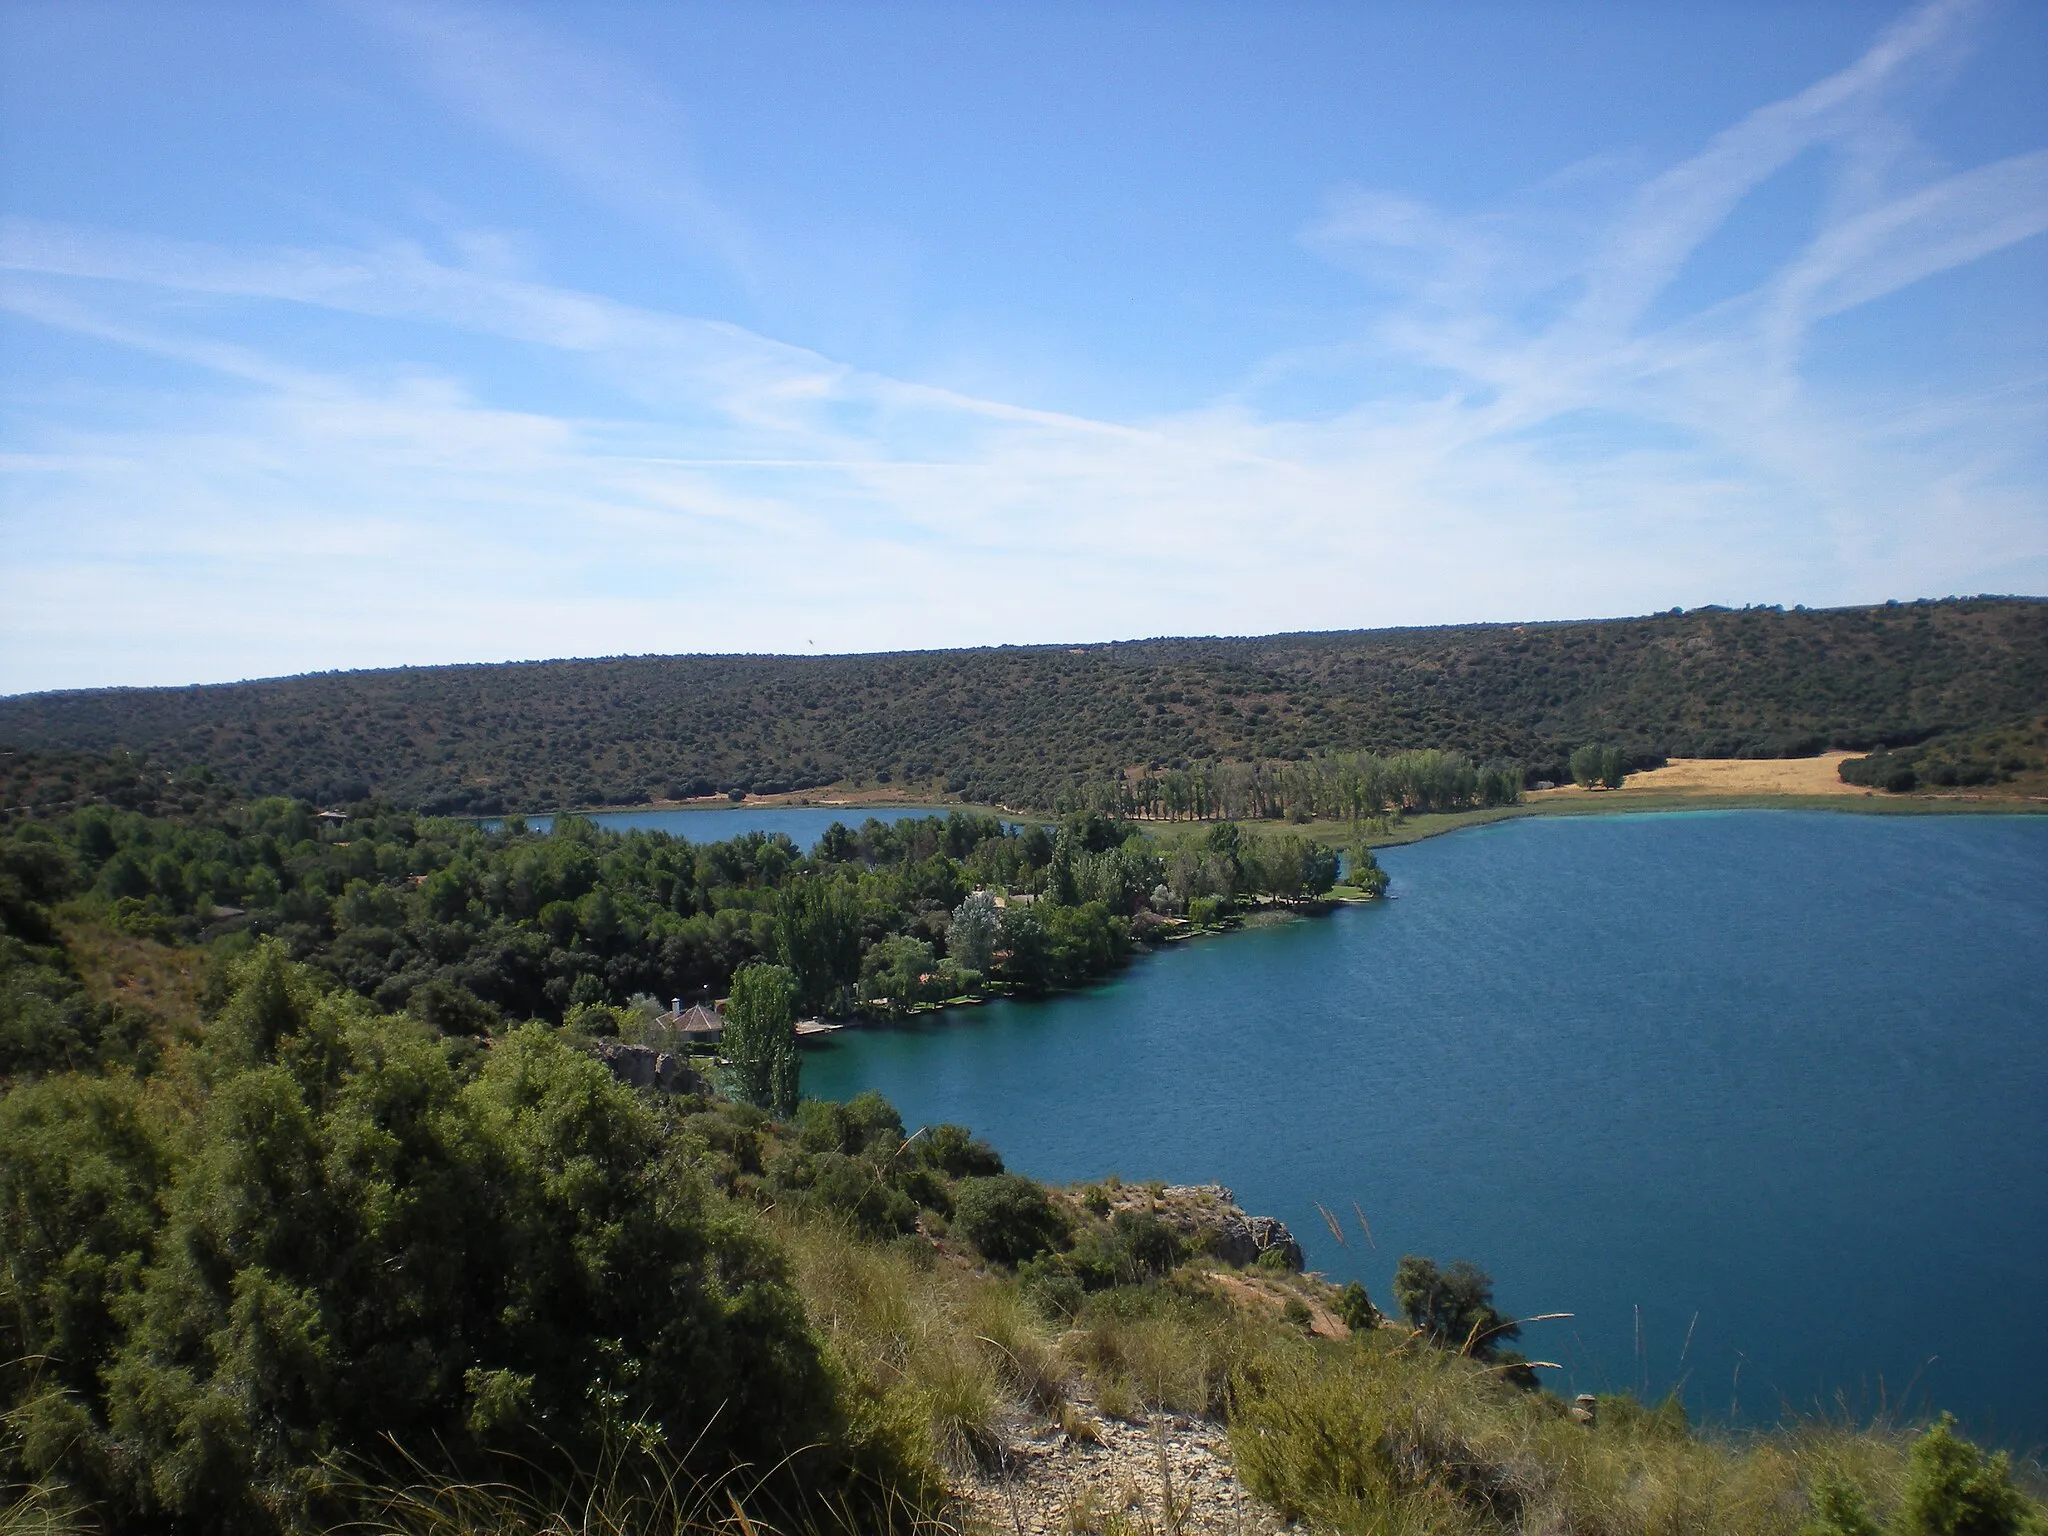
[
  {"xmin": 994, "ymin": 906, "xmax": 1047, "ymax": 991},
  {"xmin": 1042, "ymin": 846, "xmax": 1079, "ymax": 905},
  {"xmin": 1299, "ymin": 841, "xmax": 1340, "ymax": 897},
  {"xmin": 949, "ymin": 890, "xmax": 1000, "ymax": 972},
  {"xmin": 774, "ymin": 875, "xmax": 862, "ymax": 1015},
  {"xmin": 1569, "ymin": 744, "xmax": 1605, "ymax": 788},
  {"xmin": 1346, "ymin": 845, "xmax": 1389, "ymax": 898},
  {"xmin": 859, "ymin": 935, "xmax": 939, "ymax": 1018},
  {"xmin": 1392, "ymin": 1255, "xmax": 1526, "ymax": 1364},
  {"xmin": 723, "ymin": 963, "xmax": 800, "ymax": 1116},
  {"xmin": 1570, "ymin": 744, "xmax": 1630, "ymax": 790}
]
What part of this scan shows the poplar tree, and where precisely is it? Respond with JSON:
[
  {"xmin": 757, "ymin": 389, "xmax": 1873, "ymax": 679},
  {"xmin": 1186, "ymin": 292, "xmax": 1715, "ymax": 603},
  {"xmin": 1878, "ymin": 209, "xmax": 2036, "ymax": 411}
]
[{"xmin": 723, "ymin": 963, "xmax": 800, "ymax": 1115}]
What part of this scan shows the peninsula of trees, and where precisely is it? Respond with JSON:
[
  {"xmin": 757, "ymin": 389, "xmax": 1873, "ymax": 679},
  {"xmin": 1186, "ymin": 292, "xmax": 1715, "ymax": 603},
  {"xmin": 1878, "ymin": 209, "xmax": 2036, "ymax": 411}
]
[{"xmin": 0, "ymin": 752, "xmax": 1370, "ymax": 1046}]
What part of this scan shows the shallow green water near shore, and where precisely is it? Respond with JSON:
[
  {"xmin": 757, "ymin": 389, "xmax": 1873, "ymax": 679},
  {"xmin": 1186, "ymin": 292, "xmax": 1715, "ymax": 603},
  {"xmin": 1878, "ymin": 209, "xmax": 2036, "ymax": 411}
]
[{"xmin": 807, "ymin": 810, "xmax": 2048, "ymax": 1444}]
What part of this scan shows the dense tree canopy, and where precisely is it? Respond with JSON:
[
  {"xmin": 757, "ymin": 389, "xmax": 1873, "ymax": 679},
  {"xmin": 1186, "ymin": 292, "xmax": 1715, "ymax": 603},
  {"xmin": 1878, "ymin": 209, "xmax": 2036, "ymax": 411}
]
[{"xmin": 4, "ymin": 599, "xmax": 2041, "ymax": 814}]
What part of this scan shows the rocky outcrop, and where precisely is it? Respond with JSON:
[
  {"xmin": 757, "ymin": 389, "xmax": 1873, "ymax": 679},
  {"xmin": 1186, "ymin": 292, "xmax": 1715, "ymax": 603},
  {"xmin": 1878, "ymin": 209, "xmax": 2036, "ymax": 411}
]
[
  {"xmin": 590, "ymin": 1039, "xmax": 703, "ymax": 1095},
  {"xmin": 1102, "ymin": 1183, "xmax": 1304, "ymax": 1271},
  {"xmin": 1209, "ymin": 1210, "xmax": 1304, "ymax": 1271}
]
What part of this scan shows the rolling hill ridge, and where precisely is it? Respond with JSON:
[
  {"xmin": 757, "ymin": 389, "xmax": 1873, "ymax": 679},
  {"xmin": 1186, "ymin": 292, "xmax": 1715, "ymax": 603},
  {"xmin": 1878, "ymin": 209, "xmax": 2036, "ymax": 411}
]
[{"xmin": 3, "ymin": 598, "xmax": 2043, "ymax": 814}]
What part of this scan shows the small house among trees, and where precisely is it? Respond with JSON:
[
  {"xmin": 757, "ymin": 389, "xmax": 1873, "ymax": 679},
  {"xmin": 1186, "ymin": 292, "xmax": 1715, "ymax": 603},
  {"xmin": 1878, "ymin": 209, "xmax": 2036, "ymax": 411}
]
[{"xmin": 659, "ymin": 1000, "xmax": 724, "ymax": 1042}]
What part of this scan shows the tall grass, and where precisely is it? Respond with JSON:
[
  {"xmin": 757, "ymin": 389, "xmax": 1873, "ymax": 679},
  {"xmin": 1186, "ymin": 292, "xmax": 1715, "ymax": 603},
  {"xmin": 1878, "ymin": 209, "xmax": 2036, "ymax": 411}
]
[
  {"xmin": 331, "ymin": 1441, "xmax": 955, "ymax": 1536},
  {"xmin": 775, "ymin": 1218, "xmax": 1062, "ymax": 1478},
  {"xmin": 1227, "ymin": 1328, "xmax": 2041, "ymax": 1536}
]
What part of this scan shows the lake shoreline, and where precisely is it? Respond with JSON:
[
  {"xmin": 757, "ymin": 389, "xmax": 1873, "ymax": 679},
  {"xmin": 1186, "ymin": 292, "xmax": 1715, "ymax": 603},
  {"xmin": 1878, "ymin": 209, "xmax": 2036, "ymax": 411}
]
[{"xmin": 804, "ymin": 810, "xmax": 2048, "ymax": 1443}]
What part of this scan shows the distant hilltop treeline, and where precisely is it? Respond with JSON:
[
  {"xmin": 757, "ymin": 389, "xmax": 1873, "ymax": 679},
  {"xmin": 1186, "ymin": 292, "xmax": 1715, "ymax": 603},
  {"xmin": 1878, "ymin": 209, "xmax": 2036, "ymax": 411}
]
[{"xmin": 2, "ymin": 598, "xmax": 2043, "ymax": 815}]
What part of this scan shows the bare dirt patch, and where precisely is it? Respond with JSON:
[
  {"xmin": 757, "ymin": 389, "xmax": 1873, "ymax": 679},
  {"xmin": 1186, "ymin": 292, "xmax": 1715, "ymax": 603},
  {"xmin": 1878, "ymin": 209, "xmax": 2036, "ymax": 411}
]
[{"xmin": 1530, "ymin": 753, "xmax": 1868, "ymax": 800}]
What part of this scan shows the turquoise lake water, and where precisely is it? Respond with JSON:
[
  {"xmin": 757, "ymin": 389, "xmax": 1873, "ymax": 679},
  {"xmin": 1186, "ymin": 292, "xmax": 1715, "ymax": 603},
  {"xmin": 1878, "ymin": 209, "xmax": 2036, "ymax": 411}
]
[
  {"xmin": 803, "ymin": 810, "xmax": 2048, "ymax": 1445},
  {"xmin": 491, "ymin": 805, "xmax": 956, "ymax": 842}
]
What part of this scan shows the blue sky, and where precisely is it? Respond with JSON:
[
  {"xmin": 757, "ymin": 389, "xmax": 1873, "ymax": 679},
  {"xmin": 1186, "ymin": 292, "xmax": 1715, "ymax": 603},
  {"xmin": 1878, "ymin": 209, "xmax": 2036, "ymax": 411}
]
[{"xmin": 2, "ymin": 0, "xmax": 2044, "ymax": 692}]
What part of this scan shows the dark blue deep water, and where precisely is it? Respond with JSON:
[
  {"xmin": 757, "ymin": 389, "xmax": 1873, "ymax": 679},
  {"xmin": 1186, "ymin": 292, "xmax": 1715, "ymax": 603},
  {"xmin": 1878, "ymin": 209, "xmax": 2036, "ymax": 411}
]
[{"xmin": 805, "ymin": 811, "xmax": 2048, "ymax": 1445}]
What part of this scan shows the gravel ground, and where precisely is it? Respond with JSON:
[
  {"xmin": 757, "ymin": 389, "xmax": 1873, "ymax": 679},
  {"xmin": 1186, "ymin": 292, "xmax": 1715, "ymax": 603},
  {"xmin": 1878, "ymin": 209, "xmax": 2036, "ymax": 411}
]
[{"xmin": 956, "ymin": 1406, "xmax": 1286, "ymax": 1536}]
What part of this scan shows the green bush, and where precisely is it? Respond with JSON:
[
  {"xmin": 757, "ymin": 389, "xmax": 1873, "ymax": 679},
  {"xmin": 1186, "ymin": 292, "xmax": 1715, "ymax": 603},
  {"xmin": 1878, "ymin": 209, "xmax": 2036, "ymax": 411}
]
[
  {"xmin": 1393, "ymin": 1255, "xmax": 1516, "ymax": 1353},
  {"xmin": 1064, "ymin": 1210, "xmax": 1187, "ymax": 1291},
  {"xmin": 1346, "ymin": 847, "xmax": 1390, "ymax": 898},
  {"xmin": 913, "ymin": 1120, "xmax": 1002, "ymax": 1178},
  {"xmin": 1334, "ymin": 1281, "xmax": 1380, "ymax": 1332},
  {"xmin": 797, "ymin": 1090, "xmax": 905, "ymax": 1157},
  {"xmin": 807, "ymin": 1151, "xmax": 919, "ymax": 1240},
  {"xmin": 952, "ymin": 1174, "xmax": 1068, "ymax": 1266},
  {"xmin": 1018, "ymin": 1256, "xmax": 1085, "ymax": 1321},
  {"xmin": 0, "ymin": 947, "xmax": 858, "ymax": 1533},
  {"xmin": 1800, "ymin": 1474, "xmax": 1880, "ymax": 1536},
  {"xmin": 1897, "ymin": 1414, "xmax": 2042, "ymax": 1536}
]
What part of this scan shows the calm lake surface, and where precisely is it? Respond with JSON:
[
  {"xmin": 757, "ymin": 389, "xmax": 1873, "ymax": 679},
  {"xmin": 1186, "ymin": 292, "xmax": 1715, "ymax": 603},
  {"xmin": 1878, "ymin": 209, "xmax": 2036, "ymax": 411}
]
[
  {"xmin": 492, "ymin": 805, "xmax": 955, "ymax": 843},
  {"xmin": 805, "ymin": 811, "xmax": 2048, "ymax": 1445}
]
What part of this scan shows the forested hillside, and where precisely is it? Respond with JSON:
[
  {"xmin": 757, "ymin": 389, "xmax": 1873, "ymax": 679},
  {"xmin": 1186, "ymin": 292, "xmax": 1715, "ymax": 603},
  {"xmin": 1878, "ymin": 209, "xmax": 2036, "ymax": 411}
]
[{"xmin": 3, "ymin": 599, "xmax": 2042, "ymax": 814}]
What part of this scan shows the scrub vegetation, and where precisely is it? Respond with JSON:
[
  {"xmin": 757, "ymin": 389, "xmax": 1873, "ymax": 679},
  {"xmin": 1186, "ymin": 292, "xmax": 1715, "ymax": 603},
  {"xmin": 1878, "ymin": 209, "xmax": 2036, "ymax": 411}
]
[
  {"xmin": 1, "ymin": 971, "xmax": 2039, "ymax": 1535},
  {"xmin": 3, "ymin": 598, "xmax": 2042, "ymax": 815},
  {"xmin": 0, "ymin": 781, "xmax": 2042, "ymax": 1534}
]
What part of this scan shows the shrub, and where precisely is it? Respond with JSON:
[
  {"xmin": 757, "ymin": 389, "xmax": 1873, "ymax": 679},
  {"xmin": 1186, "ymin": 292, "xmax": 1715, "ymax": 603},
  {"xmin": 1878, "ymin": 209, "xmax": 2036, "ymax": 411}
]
[
  {"xmin": 1897, "ymin": 1414, "xmax": 2042, "ymax": 1536},
  {"xmin": 1066, "ymin": 1211, "xmax": 1186, "ymax": 1291},
  {"xmin": 1335, "ymin": 1281, "xmax": 1380, "ymax": 1332},
  {"xmin": 808, "ymin": 1151, "xmax": 919, "ymax": 1240},
  {"xmin": 1393, "ymin": 1255, "xmax": 1516, "ymax": 1353},
  {"xmin": 914, "ymin": 1120, "xmax": 1002, "ymax": 1178},
  {"xmin": 1801, "ymin": 1473, "xmax": 1881, "ymax": 1536},
  {"xmin": 1110, "ymin": 1210, "xmax": 1185, "ymax": 1279},
  {"xmin": 1018, "ymin": 1257, "xmax": 1085, "ymax": 1321},
  {"xmin": 0, "ymin": 954, "xmax": 859, "ymax": 1533},
  {"xmin": 798, "ymin": 1090, "xmax": 905, "ymax": 1157},
  {"xmin": 1346, "ymin": 847, "xmax": 1390, "ymax": 898},
  {"xmin": 953, "ymin": 1174, "xmax": 1068, "ymax": 1266}
]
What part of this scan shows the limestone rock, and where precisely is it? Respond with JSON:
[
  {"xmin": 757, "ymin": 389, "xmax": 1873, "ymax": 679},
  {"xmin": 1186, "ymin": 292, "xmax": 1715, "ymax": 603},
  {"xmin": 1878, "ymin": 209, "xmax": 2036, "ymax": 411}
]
[
  {"xmin": 1105, "ymin": 1183, "xmax": 1303, "ymax": 1270},
  {"xmin": 590, "ymin": 1038, "xmax": 703, "ymax": 1094}
]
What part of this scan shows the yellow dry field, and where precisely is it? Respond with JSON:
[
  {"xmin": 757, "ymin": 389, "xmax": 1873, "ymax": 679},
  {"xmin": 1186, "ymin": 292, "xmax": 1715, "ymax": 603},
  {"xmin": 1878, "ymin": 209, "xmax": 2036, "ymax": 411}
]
[{"xmin": 1531, "ymin": 752, "xmax": 1868, "ymax": 799}]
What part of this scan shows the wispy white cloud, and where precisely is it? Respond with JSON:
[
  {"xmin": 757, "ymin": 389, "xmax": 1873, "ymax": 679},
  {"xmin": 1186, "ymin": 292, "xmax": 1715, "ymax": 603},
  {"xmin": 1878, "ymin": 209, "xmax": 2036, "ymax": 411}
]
[
  {"xmin": 1, "ymin": 0, "xmax": 2043, "ymax": 692},
  {"xmin": 344, "ymin": 0, "xmax": 756, "ymax": 282}
]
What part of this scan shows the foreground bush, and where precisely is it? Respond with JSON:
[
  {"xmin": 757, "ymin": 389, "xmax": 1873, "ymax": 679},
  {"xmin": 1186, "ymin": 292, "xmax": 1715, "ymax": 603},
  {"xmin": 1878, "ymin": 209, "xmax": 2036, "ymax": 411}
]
[
  {"xmin": 0, "ymin": 944, "xmax": 904, "ymax": 1533},
  {"xmin": 952, "ymin": 1174, "xmax": 1068, "ymax": 1266}
]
